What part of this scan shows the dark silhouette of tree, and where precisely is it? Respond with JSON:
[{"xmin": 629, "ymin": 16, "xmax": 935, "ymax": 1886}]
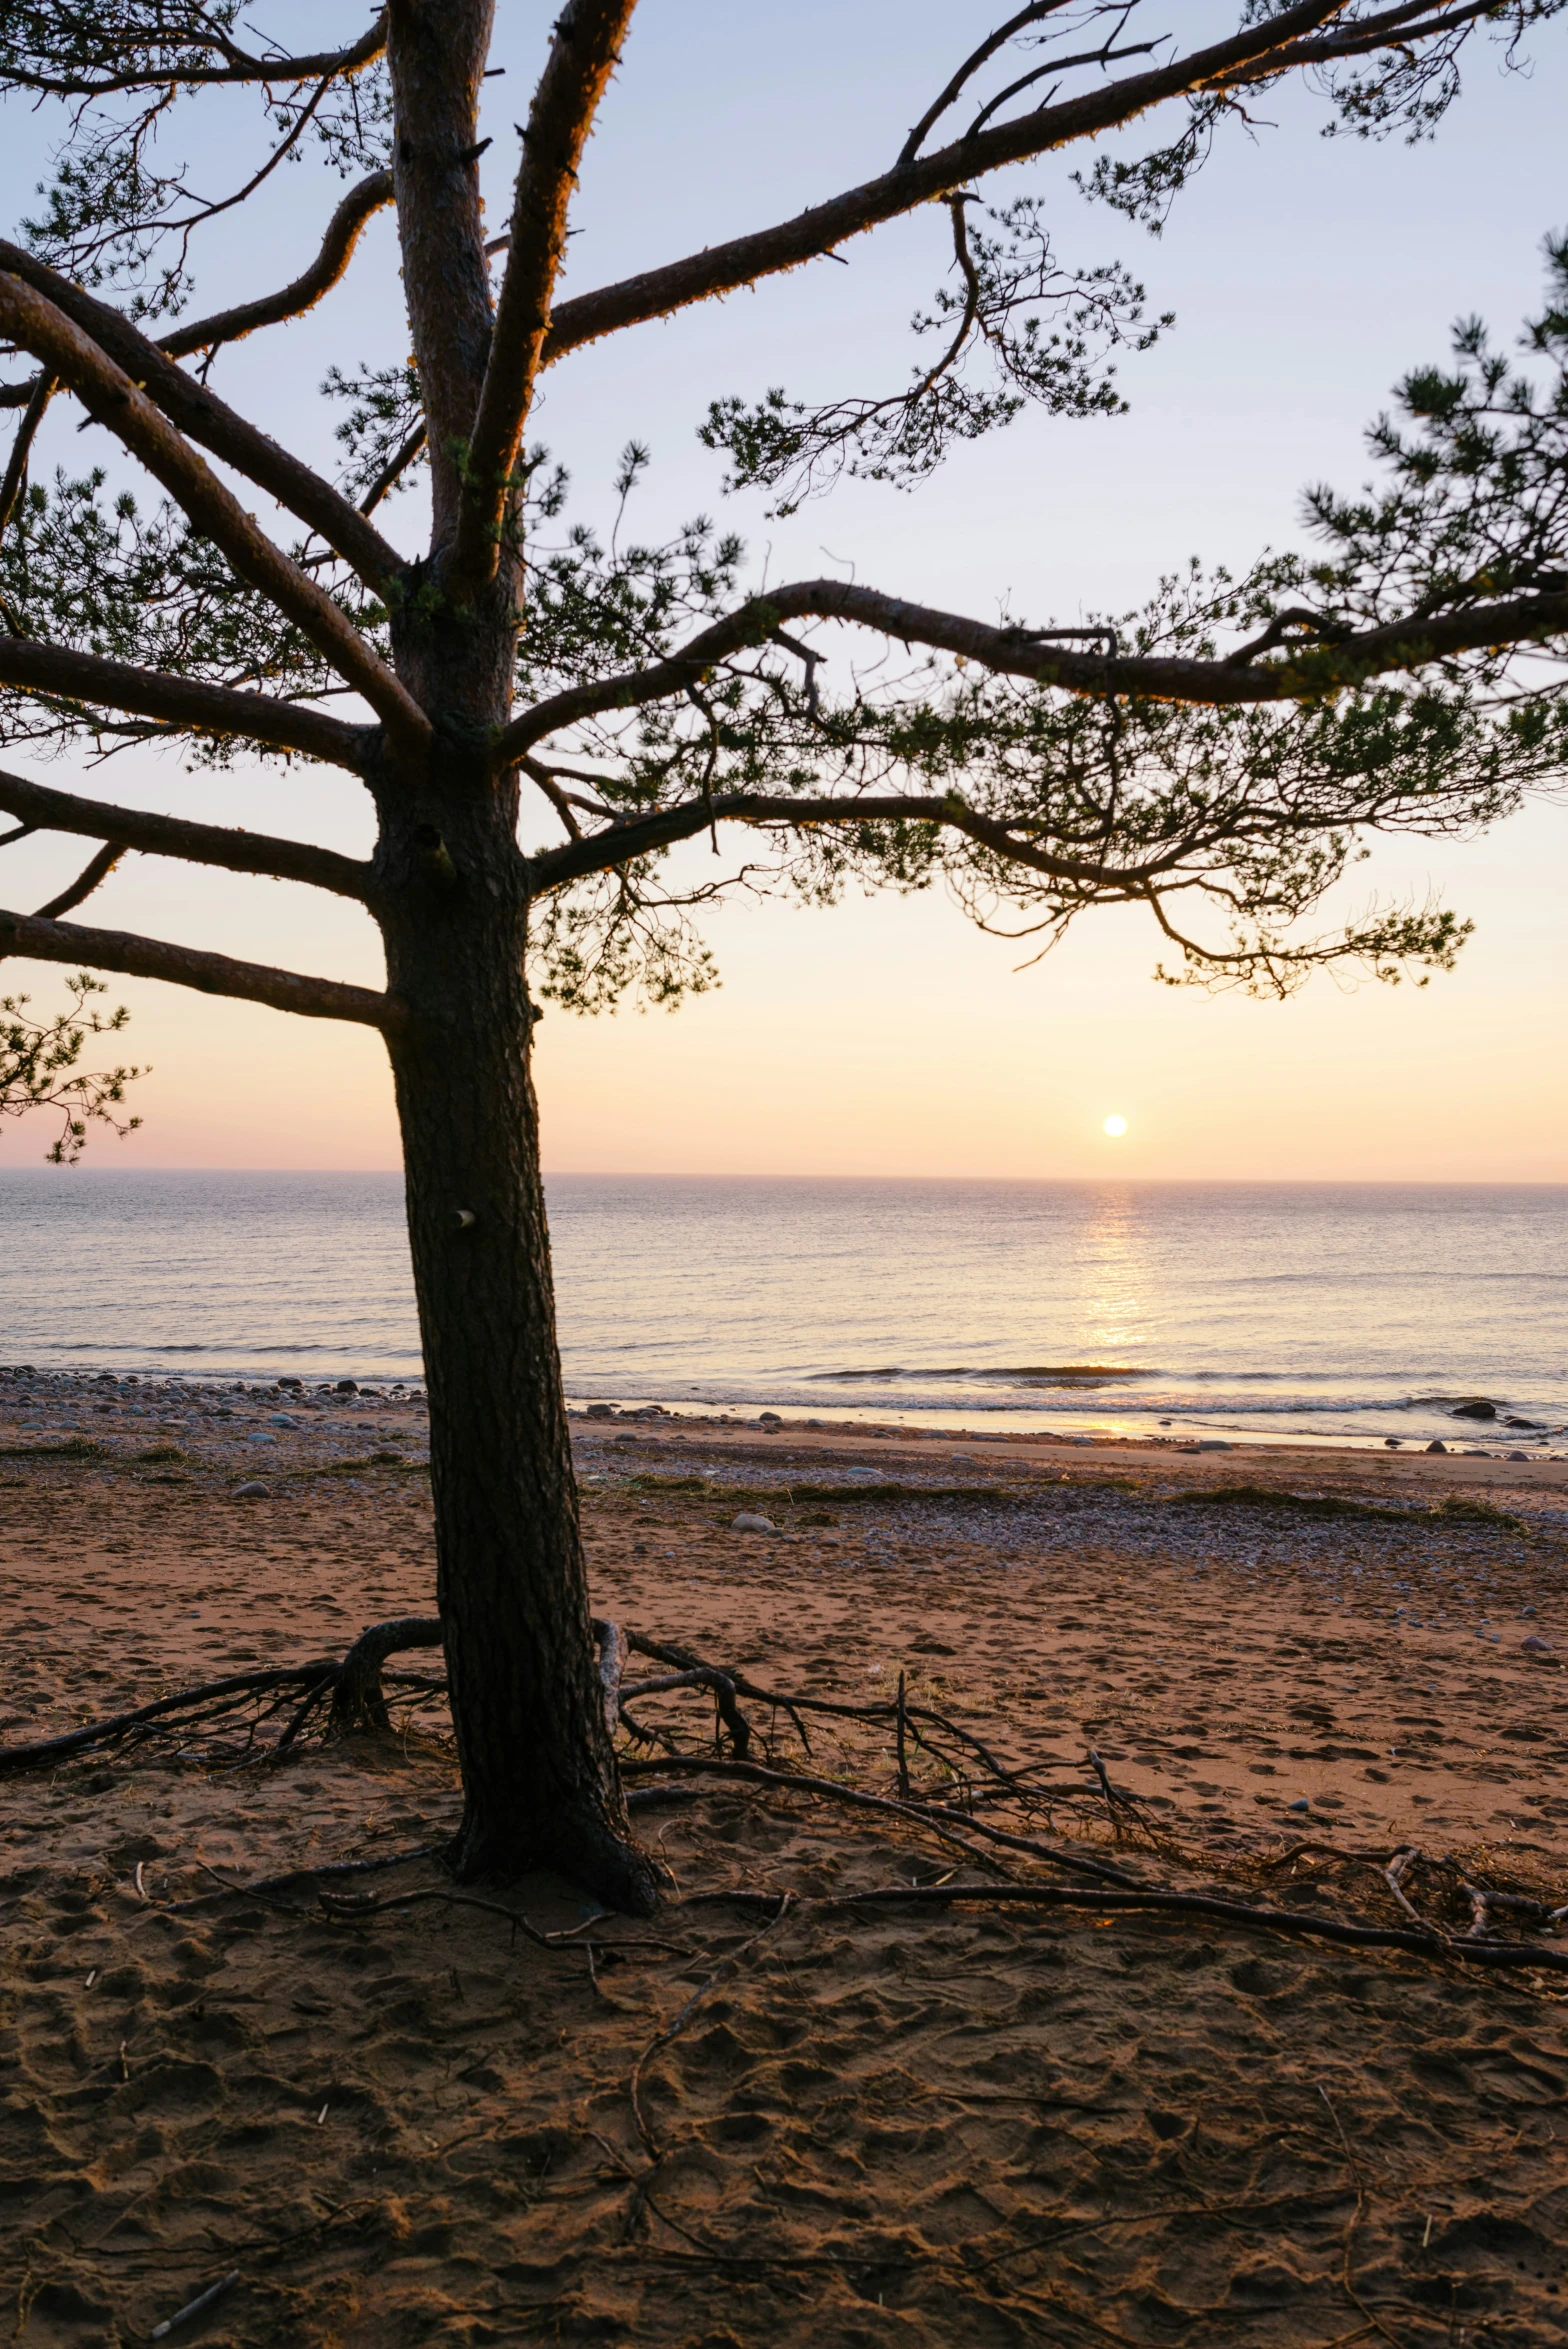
[{"xmin": 1, "ymin": 2, "xmax": 1565, "ymax": 1910}]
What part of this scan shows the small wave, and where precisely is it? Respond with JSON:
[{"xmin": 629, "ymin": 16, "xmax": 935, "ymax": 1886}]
[{"xmin": 808, "ymin": 1362, "xmax": 1155, "ymax": 1386}]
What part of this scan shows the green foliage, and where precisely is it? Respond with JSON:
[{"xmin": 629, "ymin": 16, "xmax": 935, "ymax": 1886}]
[
  {"xmin": 0, "ymin": 467, "xmax": 385, "ymax": 759},
  {"xmin": 700, "ymin": 200, "xmax": 1168, "ymax": 511},
  {"xmin": 514, "ymin": 439, "xmax": 1567, "ymax": 1003},
  {"xmin": 322, "ymin": 363, "xmax": 426, "ymax": 504},
  {"xmin": 1, "ymin": 11, "xmax": 1565, "ymax": 1022},
  {"xmin": 1299, "ymin": 231, "xmax": 1568, "ymax": 651},
  {"xmin": 5, "ymin": 3, "xmax": 390, "ymax": 317},
  {"xmin": 531, "ymin": 865, "xmax": 721, "ymax": 1015},
  {"xmin": 0, "ymin": 971, "xmax": 143, "ymax": 1161},
  {"xmin": 1081, "ymin": 2, "xmax": 1567, "ymax": 232}
]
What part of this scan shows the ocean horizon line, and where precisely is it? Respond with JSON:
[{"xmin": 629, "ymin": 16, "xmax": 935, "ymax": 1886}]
[{"xmin": 3, "ymin": 1166, "xmax": 1565, "ymax": 1189}]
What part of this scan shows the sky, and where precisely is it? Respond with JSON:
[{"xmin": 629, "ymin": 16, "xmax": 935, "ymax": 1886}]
[{"xmin": 1, "ymin": 3, "xmax": 1564, "ymax": 1180}]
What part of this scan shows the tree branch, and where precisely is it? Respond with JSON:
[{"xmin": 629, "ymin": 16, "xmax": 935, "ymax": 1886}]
[
  {"xmin": 0, "ymin": 637, "xmax": 370, "ymax": 768},
  {"xmin": 0, "ymin": 243, "xmax": 406, "ymax": 595},
  {"xmin": 0, "ymin": 908, "xmax": 403, "ymax": 1029},
  {"xmin": 360, "ymin": 422, "xmax": 427, "ymax": 516},
  {"xmin": 0, "ymin": 272, "xmax": 432, "ymax": 768},
  {"xmin": 538, "ymin": 1, "xmax": 1460, "ymax": 368},
  {"xmin": 0, "ymin": 767, "xmax": 374, "ymax": 900},
  {"xmin": 32, "ymin": 841, "xmax": 124, "ymax": 920},
  {"xmin": 8, "ymin": 14, "xmax": 389, "ymax": 100},
  {"xmin": 897, "ymin": 3, "xmax": 1080, "ymax": 168},
  {"xmin": 1209, "ymin": 0, "xmax": 1509, "ymax": 88},
  {"xmin": 498, "ymin": 574, "xmax": 1568, "ymax": 768},
  {"xmin": 158, "ymin": 169, "xmax": 395, "ymax": 362},
  {"xmin": 0, "ymin": 369, "xmax": 54, "ymax": 529},
  {"xmin": 531, "ymin": 790, "xmax": 1149, "ymax": 894},
  {"xmin": 448, "ymin": 0, "xmax": 637, "ymax": 593}
]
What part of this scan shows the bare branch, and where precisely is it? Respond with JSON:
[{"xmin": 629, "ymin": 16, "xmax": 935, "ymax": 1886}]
[
  {"xmin": 0, "ymin": 907, "xmax": 403, "ymax": 1030},
  {"xmin": 520, "ymin": 756, "xmax": 584, "ymax": 840},
  {"xmin": 360, "ymin": 421, "xmax": 427, "ymax": 516},
  {"xmin": 0, "ymin": 370, "xmax": 54, "ymax": 530},
  {"xmin": 0, "ymin": 242, "xmax": 406, "ymax": 595},
  {"xmin": 0, "ymin": 271, "xmax": 432, "ymax": 767},
  {"xmin": 0, "ymin": 767, "xmax": 374, "ymax": 899},
  {"xmin": 449, "ymin": 0, "xmax": 637, "ymax": 591},
  {"xmin": 0, "ymin": 637, "xmax": 369, "ymax": 768},
  {"xmin": 33, "ymin": 841, "xmax": 124, "ymax": 920},
  {"xmin": 539, "ymin": 2, "xmax": 1487, "ymax": 369},
  {"xmin": 898, "ymin": 4, "xmax": 1080, "ymax": 167},
  {"xmin": 498, "ymin": 574, "xmax": 1568, "ymax": 768},
  {"xmin": 158, "ymin": 169, "xmax": 394, "ymax": 362}
]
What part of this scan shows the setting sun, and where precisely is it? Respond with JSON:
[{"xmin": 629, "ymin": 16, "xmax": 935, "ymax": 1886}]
[{"xmin": 1103, "ymin": 1114, "xmax": 1129, "ymax": 1138}]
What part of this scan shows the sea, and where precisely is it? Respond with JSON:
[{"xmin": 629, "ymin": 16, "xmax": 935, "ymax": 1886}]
[{"xmin": 0, "ymin": 1171, "xmax": 1564, "ymax": 1451}]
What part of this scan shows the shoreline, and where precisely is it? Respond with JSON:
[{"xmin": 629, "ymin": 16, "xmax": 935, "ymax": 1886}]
[{"xmin": 4, "ymin": 1358, "xmax": 1566, "ymax": 1470}]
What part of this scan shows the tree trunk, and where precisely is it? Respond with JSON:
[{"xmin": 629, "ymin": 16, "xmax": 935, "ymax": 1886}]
[{"xmin": 375, "ymin": 754, "xmax": 659, "ymax": 1915}]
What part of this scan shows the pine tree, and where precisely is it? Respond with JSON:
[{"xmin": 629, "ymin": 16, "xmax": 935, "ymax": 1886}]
[{"xmin": 2, "ymin": 3, "xmax": 1565, "ymax": 1909}]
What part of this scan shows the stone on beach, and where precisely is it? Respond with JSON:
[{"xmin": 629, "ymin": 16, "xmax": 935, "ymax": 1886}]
[
  {"xmin": 732, "ymin": 1512, "xmax": 776, "ymax": 1534},
  {"xmin": 232, "ymin": 1480, "xmax": 271, "ymax": 1499}
]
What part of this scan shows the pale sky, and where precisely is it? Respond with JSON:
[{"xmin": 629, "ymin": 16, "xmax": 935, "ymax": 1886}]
[{"xmin": 1, "ymin": 4, "xmax": 1564, "ymax": 1179}]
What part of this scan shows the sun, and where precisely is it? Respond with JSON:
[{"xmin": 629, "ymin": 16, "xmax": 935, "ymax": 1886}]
[{"xmin": 1102, "ymin": 1114, "xmax": 1129, "ymax": 1138}]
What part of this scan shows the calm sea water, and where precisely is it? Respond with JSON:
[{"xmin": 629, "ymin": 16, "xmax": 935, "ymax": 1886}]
[{"xmin": 0, "ymin": 1171, "xmax": 1563, "ymax": 1449}]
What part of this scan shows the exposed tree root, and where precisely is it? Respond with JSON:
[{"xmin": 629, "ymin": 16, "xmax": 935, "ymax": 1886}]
[
  {"xmin": 0, "ymin": 1660, "xmax": 339, "ymax": 1775},
  {"xmin": 10, "ymin": 1609, "xmax": 1568, "ymax": 1972},
  {"xmin": 618, "ymin": 1752, "xmax": 1141, "ymax": 1888},
  {"xmin": 328, "ymin": 1613, "xmax": 442, "ymax": 1732}
]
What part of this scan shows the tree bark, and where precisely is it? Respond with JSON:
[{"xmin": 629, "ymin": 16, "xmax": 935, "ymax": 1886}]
[{"xmin": 375, "ymin": 752, "xmax": 660, "ymax": 1916}]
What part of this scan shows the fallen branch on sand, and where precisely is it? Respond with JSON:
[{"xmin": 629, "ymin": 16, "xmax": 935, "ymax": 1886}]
[{"xmin": 618, "ymin": 1752, "xmax": 1141, "ymax": 1888}]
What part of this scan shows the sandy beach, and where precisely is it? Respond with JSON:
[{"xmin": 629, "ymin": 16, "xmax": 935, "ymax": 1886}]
[{"xmin": 4, "ymin": 1376, "xmax": 1568, "ymax": 2344}]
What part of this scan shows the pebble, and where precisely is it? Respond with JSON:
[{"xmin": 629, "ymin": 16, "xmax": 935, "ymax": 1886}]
[
  {"xmin": 846, "ymin": 1468, "xmax": 881, "ymax": 1482},
  {"xmin": 233, "ymin": 1480, "xmax": 271, "ymax": 1500},
  {"xmin": 732, "ymin": 1512, "xmax": 775, "ymax": 1534},
  {"xmin": 268, "ymin": 1413, "xmax": 298, "ymax": 1428},
  {"xmin": 247, "ymin": 1432, "xmax": 277, "ymax": 1446},
  {"xmin": 1287, "ymin": 1798, "xmax": 1311, "ymax": 1813},
  {"xmin": 1425, "ymin": 1440, "xmax": 1447, "ymax": 1454},
  {"xmin": 1522, "ymin": 1634, "xmax": 1554, "ymax": 1655}
]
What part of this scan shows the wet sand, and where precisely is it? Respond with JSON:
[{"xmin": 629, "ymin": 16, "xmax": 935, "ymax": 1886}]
[{"xmin": 4, "ymin": 1386, "xmax": 1568, "ymax": 2344}]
